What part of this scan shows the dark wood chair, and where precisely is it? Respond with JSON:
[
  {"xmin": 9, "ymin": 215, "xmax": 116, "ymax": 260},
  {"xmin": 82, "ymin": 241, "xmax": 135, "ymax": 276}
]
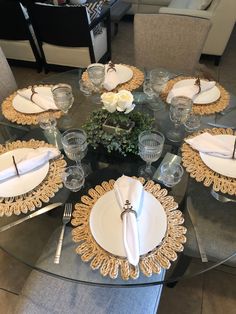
[
  {"xmin": 25, "ymin": 1, "xmax": 111, "ymax": 72},
  {"xmin": 0, "ymin": 0, "xmax": 42, "ymax": 72}
]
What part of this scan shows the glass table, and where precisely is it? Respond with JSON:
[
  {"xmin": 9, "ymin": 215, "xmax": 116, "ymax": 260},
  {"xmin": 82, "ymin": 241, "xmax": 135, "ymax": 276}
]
[{"xmin": 0, "ymin": 69, "xmax": 235, "ymax": 290}]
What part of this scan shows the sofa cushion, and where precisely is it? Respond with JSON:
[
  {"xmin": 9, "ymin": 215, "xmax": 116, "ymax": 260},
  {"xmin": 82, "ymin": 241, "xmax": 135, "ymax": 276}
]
[
  {"xmin": 187, "ymin": 0, "xmax": 212, "ymax": 10},
  {"xmin": 168, "ymin": 0, "xmax": 212, "ymax": 10}
]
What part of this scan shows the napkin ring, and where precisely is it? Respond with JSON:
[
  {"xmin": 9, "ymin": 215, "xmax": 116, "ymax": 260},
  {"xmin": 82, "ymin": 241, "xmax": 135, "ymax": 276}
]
[
  {"xmin": 30, "ymin": 86, "xmax": 38, "ymax": 102},
  {"xmin": 120, "ymin": 200, "xmax": 137, "ymax": 220}
]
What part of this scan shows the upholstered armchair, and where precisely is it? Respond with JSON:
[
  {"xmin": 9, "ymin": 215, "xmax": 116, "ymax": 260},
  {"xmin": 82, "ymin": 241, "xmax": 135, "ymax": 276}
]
[{"xmin": 159, "ymin": 0, "xmax": 236, "ymax": 65}]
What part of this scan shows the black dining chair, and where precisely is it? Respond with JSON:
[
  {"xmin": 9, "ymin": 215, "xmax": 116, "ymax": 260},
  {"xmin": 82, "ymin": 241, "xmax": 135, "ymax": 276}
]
[
  {"xmin": 0, "ymin": 0, "xmax": 42, "ymax": 72},
  {"xmin": 25, "ymin": 1, "xmax": 112, "ymax": 72}
]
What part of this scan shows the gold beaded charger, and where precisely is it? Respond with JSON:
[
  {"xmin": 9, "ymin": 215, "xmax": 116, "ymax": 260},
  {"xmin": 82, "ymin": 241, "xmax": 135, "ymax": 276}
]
[
  {"xmin": 0, "ymin": 139, "xmax": 66, "ymax": 217},
  {"xmin": 161, "ymin": 76, "xmax": 230, "ymax": 115},
  {"xmin": 2, "ymin": 85, "xmax": 62, "ymax": 125},
  {"xmin": 182, "ymin": 128, "xmax": 236, "ymax": 195},
  {"xmin": 71, "ymin": 178, "xmax": 187, "ymax": 280},
  {"xmin": 82, "ymin": 65, "xmax": 144, "ymax": 93}
]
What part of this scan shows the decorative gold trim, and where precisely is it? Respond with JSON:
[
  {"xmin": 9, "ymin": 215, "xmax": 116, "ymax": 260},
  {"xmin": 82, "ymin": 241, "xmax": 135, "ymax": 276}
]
[
  {"xmin": 182, "ymin": 128, "xmax": 236, "ymax": 195},
  {"xmin": 71, "ymin": 178, "xmax": 186, "ymax": 280},
  {"xmin": 2, "ymin": 85, "xmax": 62, "ymax": 125},
  {"xmin": 82, "ymin": 65, "xmax": 144, "ymax": 93},
  {"xmin": 0, "ymin": 140, "xmax": 66, "ymax": 217},
  {"xmin": 161, "ymin": 76, "xmax": 230, "ymax": 115}
]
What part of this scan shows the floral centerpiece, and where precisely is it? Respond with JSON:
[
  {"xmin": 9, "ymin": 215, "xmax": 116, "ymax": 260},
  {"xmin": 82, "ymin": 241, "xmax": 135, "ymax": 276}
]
[{"xmin": 84, "ymin": 90, "xmax": 153, "ymax": 156}]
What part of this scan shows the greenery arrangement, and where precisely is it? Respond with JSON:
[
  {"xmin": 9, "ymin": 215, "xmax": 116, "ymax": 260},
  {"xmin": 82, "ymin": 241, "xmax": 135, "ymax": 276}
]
[{"xmin": 84, "ymin": 109, "xmax": 153, "ymax": 156}]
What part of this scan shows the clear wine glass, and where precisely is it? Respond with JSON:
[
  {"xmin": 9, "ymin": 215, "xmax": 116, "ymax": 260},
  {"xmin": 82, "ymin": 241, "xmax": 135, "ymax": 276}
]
[
  {"xmin": 38, "ymin": 114, "xmax": 62, "ymax": 149},
  {"xmin": 62, "ymin": 166, "xmax": 85, "ymax": 193},
  {"xmin": 52, "ymin": 83, "xmax": 74, "ymax": 129},
  {"xmin": 167, "ymin": 96, "xmax": 193, "ymax": 142},
  {"xmin": 87, "ymin": 63, "xmax": 105, "ymax": 104},
  {"xmin": 138, "ymin": 130, "xmax": 165, "ymax": 179},
  {"xmin": 184, "ymin": 113, "xmax": 201, "ymax": 133},
  {"xmin": 150, "ymin": 69, "xmax": 169, "ymax": 98},
  {"xmin": 61, "ymin": 128, "xmax": 89, "ymax": 177}
]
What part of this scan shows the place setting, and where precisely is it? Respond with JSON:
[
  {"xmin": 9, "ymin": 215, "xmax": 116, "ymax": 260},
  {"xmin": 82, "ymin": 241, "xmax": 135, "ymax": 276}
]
[
  {"xmin": 181, "ymin": 127, "xmax": 236, "ymax": 197},
  {"xmin": 161, "ymin": 75, "xmax": 230, "ymax": 115},
  {"xmin": 80, "ymin": 61, "xmax": 145, "ymax": 97},
  {"xmin": 1, "ymin": 83, "xmax": 74, "ymax": 126},
  {"xmin": 0, "ymin": 139, "xmax": 66, "ymax": 217},
  {"xmin": 71, "ymin": 174, "xmax": 187, "ymax": 280}
]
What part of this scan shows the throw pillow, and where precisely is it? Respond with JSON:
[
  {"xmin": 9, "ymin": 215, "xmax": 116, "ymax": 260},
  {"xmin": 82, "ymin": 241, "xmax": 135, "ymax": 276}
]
[
  {"xmin": 68, "ymin": 0, "xmax": 105, "ymax": 36},
  {"xmin": 187, "ymin": 0, "xmax": 213, "ymax": 10}
]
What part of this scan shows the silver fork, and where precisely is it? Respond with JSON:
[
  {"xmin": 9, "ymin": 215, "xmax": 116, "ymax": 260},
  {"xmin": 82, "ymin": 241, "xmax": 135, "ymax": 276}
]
[
  {"xmin": 211, "ymin": 189, "xmax": 236, "ymax": 203},
  {"xmin": 54, "ymin": 203, "xmax": 72, "ymax": 264}
]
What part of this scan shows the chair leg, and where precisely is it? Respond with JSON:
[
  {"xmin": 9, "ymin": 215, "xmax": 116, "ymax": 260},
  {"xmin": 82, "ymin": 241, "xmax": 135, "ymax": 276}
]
[
  {"xmin": 214, "ymin": 55, "xmax": 221, "ymax": 66},
  {"xmin": 114, "ymin": 22, "xmax": 119, "ymax": 36},
  {"xmin": 166, "ymin": 254, "xmax": 192, "ymax": 288}
]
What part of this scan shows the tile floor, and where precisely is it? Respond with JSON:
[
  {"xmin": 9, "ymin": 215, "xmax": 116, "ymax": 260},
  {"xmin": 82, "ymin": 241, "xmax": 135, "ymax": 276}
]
[{"xmin": 1, "ymin": 19, "xmax": 236, "ymax": 314}]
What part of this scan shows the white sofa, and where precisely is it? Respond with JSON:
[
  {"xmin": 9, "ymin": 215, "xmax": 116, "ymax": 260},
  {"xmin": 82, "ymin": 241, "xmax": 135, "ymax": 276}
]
[{"xmin": 159, "ymin": 0, "xmax": 236, "ymax": 64}]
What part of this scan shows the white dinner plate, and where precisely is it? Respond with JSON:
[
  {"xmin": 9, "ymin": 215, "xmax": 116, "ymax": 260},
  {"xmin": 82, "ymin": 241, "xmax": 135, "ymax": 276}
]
[
  {"xmin": 200, "ymin": 135, "xmax": 236, "ymax": 178},
  {"xmin": 105, "ymin": 64, "xmax": 133, "ymax": 84},
  {"xmin": 89, "ymin": 189, "xmax": 167, "ymax": 257},
  {"xmin": 172, "ymin": 79, "xmax": 221, "ymax": 104},
  {"xmin": 0, "ymin": 148, "xmax": 49, "ymax": 197},
  {"xmin": 12, "ymin": 86, "xmax": 53, "ymax": 114}
]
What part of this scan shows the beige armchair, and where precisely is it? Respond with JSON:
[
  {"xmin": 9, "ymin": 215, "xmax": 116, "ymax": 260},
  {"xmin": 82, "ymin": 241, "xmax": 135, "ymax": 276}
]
[{"xmin": 159, "ymin": 0, "xmax": 236, "ymax": 65}]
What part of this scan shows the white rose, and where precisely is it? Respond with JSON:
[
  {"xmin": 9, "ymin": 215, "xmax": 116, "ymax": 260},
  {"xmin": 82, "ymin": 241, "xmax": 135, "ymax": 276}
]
[
  {"xmin": 117, "ymin": 90, "xmax": 135, "ymax": 114},
  {"xmin": 101, "ymin": 92, "xmax": 118, "ymax": 113}
]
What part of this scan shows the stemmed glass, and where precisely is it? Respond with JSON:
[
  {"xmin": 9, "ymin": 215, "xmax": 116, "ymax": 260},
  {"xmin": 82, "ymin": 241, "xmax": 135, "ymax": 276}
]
[
  {"xmin": 38, "ymin": 114, "xmax": 62, "ymax": 149},
  {"xmin": 138, "ymin": 130, "xmax": 165, "ymax": 179},
  {"xmin": 52, "ymin": 83, "xmax": 74, "ymax": 129},
  {"xmin": 167, "ymin": 96, "xmax": 193, "ymax": 142},
  {"xmin": 149, "ymin": 69, "xmax": 169, "ymax": 108},
  {"xmin": 61, "ymin": 128, "xmax": 89, "ymax": 177},
  {"xmin": 87, "ymin": 63, "xmax": 105, "ymax": 104}
]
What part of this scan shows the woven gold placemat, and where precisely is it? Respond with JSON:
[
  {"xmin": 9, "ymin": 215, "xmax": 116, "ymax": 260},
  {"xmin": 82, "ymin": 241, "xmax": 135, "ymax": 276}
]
[
  {"xmin": 2, "ymin": 85, "xmax": 62, "ymax": 125},
  {"xmin": 71, "ymin": 178, "xmax": 186, "ymax": 280},
  {"xmin": 182, "ymin": 128, "xmax": 236, "ymax": 195},
  {"xmin": 0, "ymin": 139, "xmax": 66, "ymax": 217},
  {"xmin": 161, "ymin": 76, "xmax": 230, "ymax": 115},
  {"xmin": 82, "ymin": 65, "xmax": 144, "ymax": 93}
]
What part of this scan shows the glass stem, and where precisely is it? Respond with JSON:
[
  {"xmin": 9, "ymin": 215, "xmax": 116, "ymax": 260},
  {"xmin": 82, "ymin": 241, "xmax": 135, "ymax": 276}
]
[
  {"xmin": 76, "ymin": 160, "xmax": 82, "ymax": 168},
  {"xmin": 145, "ymin": 161, "xmax": 152, "ymax": 172}
]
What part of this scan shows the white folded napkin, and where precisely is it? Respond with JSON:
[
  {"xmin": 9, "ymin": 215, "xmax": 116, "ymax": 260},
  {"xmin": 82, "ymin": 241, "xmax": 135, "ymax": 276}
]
[
  {"xmin": 17, "ymin": 88, "xmax": 58, "ymax": 111},
  {"xmin": 114, "ymin": 175, "xmax": 144, "ymax": 266},
  {"xmin": 185, "ymin": 132, "xmax": 236, "ymax": 159},
  {"xmin": 167, "ymin": 80, "xmax": 216, "ymax": 103},
  {"xmin": 0, "ymin": 147, "xmax": 60, "ymax": 182},
  {"xmin": 103, "ymin": 67, "xmax": 120, "ymax": 91}
]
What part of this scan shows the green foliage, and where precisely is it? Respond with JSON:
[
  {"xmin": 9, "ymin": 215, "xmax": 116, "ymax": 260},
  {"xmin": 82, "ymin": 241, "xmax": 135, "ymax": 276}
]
[{"xmin": 83, "ymin": 109, "xmax": 154, "ymax": 156}]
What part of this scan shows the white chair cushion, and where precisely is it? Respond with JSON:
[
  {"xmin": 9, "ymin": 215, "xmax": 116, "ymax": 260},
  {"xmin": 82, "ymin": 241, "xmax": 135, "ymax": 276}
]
[
  {"xmin": 0, "ymin": 40, "xmax": 37, "ymax": 62},
  {"xmin": 42, "ymin": 27, "xmax": 107, "ymax": 68}
]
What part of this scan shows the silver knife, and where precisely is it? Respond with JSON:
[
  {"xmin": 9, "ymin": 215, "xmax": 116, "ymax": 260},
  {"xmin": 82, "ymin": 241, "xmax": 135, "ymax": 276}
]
[
  {"xmin": 0, "ymin": 202, "xmax": 63, "ymax": 232},
  {"xmin": 207, "ymin": 122, "xmax": 236, "ymax": 129},
  {"xmin": 186, "ymin": 197, "xmax": 208, "ymax": 263}
]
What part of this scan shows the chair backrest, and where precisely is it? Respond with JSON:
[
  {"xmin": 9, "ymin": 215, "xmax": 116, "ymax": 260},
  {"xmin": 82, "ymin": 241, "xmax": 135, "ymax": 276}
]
[
  {"xmin": 0, "ymin": 0, "xmax": 42, "ymax": 70},
  {"xmin": 0, "ymin": 47, "xmax": 17, "ymax": 104},
  {"xmin": 134, "ymin": 14, "xmax": 211, "ymax": 73},
  {"xmin": 0, "ymin": 0, "xmax": 30, "ymax": 40},
  {"xmin": 26, "ymin": 3, "xmax": 92, "ymax": 47},
  {"xmin": 25, "ymin": 2, "xmax": 111, "ymax": 70}
]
